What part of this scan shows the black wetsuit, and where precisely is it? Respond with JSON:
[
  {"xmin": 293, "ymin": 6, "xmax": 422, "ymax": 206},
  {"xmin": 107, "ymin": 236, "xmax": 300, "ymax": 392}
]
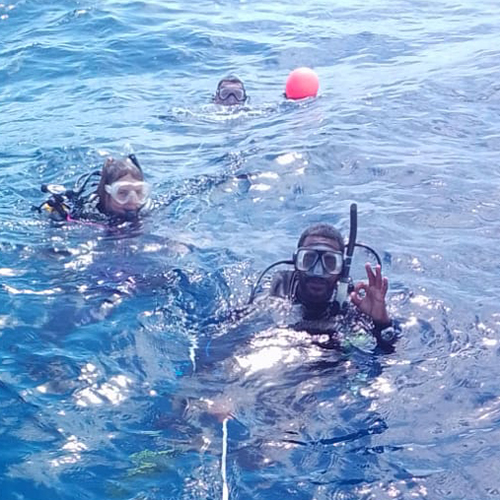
[{"xmin": 269, "ymin": 270, "xmax": 399, "ymax": 352}]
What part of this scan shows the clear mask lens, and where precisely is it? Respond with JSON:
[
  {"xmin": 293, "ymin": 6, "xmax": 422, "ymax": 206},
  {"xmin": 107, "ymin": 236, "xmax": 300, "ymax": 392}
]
[
  {"xmin": 218, "ymin": 86, "xmax": 246, "ymax": 101},
  {"xmin": 105, "ymin": 181, "xmax": 150, "ymax": 205},
  {"xmin": 295, "ymin": 247, "xmax": 343, "ymax": 275}
]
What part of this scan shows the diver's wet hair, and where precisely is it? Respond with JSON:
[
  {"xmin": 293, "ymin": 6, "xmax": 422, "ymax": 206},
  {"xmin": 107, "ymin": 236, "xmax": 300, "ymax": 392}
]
[
  {"xmin": 96, "ymin": 157, "xmax": 144, "ymax": 214},
  {"xmin": 217, "ymin": 75, "xmax": 244, "ymax": 89},
  {"xmin": 297, "ymin": 223, "xmax": 345, "ymax": 252}
]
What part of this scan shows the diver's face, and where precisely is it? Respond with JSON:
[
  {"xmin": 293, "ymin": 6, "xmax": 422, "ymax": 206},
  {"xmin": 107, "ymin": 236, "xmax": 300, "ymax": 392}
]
[
  {"xmin": 296, "ymin": 236, "xmax": 342, "ymax": 306},
  {"xmin": 105, "ymin": 173, "xmax": 145, "ymax": 216},
  {"xmin": 214, "ymin": 81, "xmax": 247, "ymax": 106}
]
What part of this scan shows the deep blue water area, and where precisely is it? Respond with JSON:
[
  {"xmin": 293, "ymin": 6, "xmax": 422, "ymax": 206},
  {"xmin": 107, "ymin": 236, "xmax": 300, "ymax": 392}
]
[{"xmin": 1, "ymin": 0, "xmax": 500, "ymax": 498}]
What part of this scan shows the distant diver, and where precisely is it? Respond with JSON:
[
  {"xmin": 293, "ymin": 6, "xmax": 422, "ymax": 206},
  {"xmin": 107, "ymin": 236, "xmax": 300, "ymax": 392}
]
[{"xmin": 213, "ymin": 76, "xmax": 248, "ymax": 106}]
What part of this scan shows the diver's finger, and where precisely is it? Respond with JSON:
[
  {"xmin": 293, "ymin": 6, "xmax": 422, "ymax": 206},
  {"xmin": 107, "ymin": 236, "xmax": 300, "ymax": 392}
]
[
  {"xmin": 365, "ymin": 263, "xmax": 376, "ymax": 286},
  {"xmin": 382, "ymin": 276, "xmax": 388, "ymax": 296},
  {"xmin": 374, "ymin": 264, "xmax": 383, "ymax": 288},
  {"xmin": 351, "ymin": 282, "xmax": 368, "ymax": 305}
]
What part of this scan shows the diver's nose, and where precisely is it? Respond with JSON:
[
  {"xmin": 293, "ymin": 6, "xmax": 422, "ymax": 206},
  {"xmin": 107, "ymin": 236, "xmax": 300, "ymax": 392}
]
[
  {"xmin": 225, "ymin": 96, "xmax": 238, "ymax": 105},
  {"xmin": 311, "ymin": 259, "xmax": 324, "ymax": 277},
  {"xmin": 127, "ymin": 191, "xmax": 139, "ymax": 203}
]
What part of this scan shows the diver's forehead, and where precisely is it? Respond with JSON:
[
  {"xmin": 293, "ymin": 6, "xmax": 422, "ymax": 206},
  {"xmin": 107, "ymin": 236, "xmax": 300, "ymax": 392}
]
[
  {"xmin": 302, "ymin": 236, "xmax": 341, "ymax": 251},
  {"xmin": 219, "ymin": 80, "xmax": 243, "ymax": 88},
  {"xmin": 114, "ymin": 173, "xmax": 137, "ymax": 183}
]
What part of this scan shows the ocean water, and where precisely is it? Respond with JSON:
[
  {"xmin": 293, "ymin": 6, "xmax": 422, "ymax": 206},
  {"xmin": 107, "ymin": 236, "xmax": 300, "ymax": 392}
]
[{"xmin": 1, "ymin": 0, "xmax": 500, "ymax": 498}]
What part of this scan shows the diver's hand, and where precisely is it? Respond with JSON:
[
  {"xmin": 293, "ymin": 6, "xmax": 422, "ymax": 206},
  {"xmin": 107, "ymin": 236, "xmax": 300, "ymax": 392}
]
[{"xmin": 350, "ymin": 264, "xmax": 390, "ymax": 325}]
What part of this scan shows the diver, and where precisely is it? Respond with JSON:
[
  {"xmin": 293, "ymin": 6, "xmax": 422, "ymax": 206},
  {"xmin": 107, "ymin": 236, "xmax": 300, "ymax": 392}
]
[
  {"xmin": 213, "ymin": 75, "xmax": 248, "ymax": 106},
  {"xmin": 34, "ymin": 154, "xmax": 151, "ymax": 224},
  {"xmin": 248, "ymin": 204, "xmax": 399, "ymax": 351}
]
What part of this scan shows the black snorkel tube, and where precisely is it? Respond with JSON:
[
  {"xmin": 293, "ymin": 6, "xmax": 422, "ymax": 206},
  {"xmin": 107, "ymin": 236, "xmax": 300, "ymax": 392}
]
[
  {"xmin": 335, "ymin": 203, "xmax": 357, "ymax": 309},
  {"xmin": 127, "ymin": 154, "xmax": 142, "ymax": 172}
]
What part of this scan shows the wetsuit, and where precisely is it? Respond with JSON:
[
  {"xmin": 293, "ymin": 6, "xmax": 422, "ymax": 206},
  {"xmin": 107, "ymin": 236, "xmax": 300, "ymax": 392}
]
[{"xmin": 269, "ymin": 270, "xmax": 399, "ymax": 352}]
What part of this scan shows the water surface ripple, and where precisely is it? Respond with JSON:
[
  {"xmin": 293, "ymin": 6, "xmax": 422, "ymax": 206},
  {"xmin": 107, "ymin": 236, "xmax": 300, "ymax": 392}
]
[{"xmin": 1, "ymin": 0, "xmax": 500, "ymax": 498}]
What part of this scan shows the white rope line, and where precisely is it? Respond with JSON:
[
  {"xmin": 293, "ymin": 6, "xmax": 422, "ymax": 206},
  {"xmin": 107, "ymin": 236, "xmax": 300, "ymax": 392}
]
[
  {"xmin": 221, "ymin": 418, "xmax": 229, "ymax": 500},
  {"xmin": 189, "ymin": 334, "xmax": 197, "ymax": 372}
]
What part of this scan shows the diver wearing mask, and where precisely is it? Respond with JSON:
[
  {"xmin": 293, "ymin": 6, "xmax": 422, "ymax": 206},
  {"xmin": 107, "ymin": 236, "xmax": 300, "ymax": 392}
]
[
  {"xmin": 213, "ymin": 76, "xmax": 248, "ymax": 106},
  {"xmin": 34, "ymin": 154, "xmax": 151, "ymax": 225},
  {"xmin": 249, "ymin": 207, "xmax": 399, "ymax": 350},
  {"xmin": 95, "ymin": 155, "xmax": 150, "ymax": 222}
]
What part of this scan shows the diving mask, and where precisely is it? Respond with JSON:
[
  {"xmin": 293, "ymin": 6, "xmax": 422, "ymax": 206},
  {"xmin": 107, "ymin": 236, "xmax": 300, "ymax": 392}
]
[
  {"xmin": 216, "ymin": 85, "xmax": 246, "ymax": 103},
  {"xmin": 295, "ymin": 245, "xmax": 343, "ymax": 277},
  {"xmin": 105, "ymin": 180, "xmax": 150, "ymax": 205}
]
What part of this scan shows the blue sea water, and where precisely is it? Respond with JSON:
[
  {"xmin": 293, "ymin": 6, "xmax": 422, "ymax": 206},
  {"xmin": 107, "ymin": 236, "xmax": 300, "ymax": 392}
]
[{"xmin": 1, "ymin": 0, "xmax": 500, "ymax": 498}]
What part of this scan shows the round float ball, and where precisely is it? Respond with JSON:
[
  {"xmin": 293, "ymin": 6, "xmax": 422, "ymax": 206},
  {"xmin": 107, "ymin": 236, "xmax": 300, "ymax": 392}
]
[{"xmin": 285, "ymin": 67, "xmax": 319, "ymax": 100}]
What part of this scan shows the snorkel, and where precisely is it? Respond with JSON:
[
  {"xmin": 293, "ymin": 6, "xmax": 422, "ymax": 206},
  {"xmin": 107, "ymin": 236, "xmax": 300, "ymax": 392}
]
[
  {"xmin": 335, "ymin": 203, "xmax": 357, "ymax": 309},
  {"xmin": 127, "ymin": 154, "xmax": 142, "ymax": 172}
]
